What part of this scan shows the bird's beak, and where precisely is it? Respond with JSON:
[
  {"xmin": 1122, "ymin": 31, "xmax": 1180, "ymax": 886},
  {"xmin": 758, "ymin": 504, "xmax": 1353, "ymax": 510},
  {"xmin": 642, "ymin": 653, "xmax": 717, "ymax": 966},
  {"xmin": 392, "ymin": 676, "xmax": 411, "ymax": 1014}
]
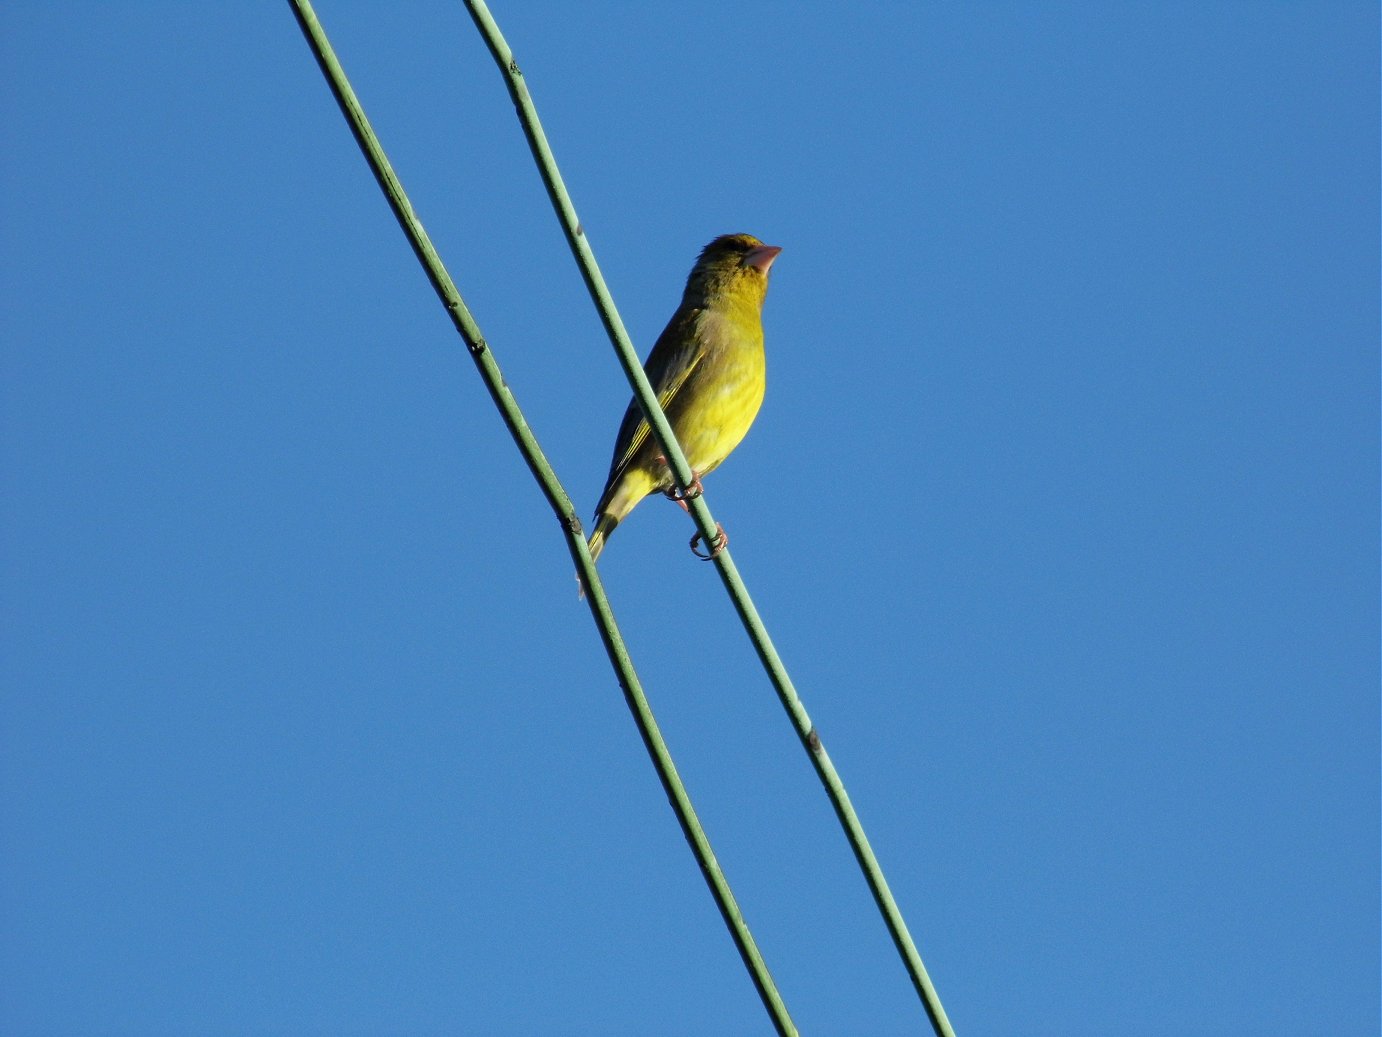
[{"xmin": 743, "ymin": 244, "xmax": 782, "ymax": 273}]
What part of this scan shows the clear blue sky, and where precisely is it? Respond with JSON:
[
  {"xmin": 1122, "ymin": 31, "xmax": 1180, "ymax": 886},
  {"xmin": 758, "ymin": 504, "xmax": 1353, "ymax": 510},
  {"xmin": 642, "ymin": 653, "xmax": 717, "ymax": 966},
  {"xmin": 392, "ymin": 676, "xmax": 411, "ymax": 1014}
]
[{"xmin": 2, "ymin": 4, "xmax": 1376, "ymax": 1035}]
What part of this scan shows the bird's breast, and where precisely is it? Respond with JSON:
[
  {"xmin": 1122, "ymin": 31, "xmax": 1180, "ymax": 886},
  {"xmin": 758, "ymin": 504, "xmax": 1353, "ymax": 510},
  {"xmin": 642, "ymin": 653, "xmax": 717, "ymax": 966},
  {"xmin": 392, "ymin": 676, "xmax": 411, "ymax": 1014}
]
[{"xmin": 670, "ymin": 308, "xmax": 766, "ymax": 475}]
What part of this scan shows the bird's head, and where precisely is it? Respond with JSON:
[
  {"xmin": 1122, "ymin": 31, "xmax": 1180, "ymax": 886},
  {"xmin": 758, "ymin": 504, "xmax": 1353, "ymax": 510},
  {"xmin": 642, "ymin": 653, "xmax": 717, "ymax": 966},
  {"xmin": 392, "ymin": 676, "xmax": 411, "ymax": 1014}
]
[{"xmin": 683, "ymin": 233, "xmax": 782, "ymax": 309}]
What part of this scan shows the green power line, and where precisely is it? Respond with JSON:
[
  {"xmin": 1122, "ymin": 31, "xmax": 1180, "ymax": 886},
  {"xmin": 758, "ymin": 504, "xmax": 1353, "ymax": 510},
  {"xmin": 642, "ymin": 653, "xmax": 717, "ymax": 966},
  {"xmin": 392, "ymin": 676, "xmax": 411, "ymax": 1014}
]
[
  {"xmin": 460, "ymin": 3, "xmax": 957, "ymax": 1034},
  {"xmin": 287, "ymin": 2, "xmax": 798, "ymax": 1033}
]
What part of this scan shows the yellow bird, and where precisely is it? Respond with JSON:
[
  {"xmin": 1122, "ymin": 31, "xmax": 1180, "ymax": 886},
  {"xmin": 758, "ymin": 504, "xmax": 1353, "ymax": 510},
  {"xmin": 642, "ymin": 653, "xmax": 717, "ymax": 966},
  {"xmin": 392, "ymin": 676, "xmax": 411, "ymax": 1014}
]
[{"xmin": 587, "ymin": 233, "xmax": 782, "ymax": 564}]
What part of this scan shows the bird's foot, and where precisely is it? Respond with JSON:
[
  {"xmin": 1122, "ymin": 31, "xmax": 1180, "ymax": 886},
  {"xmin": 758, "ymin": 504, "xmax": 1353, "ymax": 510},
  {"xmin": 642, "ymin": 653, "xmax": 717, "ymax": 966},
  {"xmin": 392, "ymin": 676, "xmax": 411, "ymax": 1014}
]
[
  {"xmin": 660, "ymin": 465, "xmax": 705, "ymax": 513},
  {"xmin": 689, "ymin": 523, "xmax": 728, "ymax": 560}
]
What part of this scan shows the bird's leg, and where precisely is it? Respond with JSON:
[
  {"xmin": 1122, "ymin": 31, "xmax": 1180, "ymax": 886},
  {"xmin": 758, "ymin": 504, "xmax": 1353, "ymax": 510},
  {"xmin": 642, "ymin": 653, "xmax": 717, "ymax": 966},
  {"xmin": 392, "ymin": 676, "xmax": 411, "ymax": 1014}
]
[
  {"xmin": 651, "ymin": 456, "xmax": 721, "ymax": 554},
  {"xmin": 667, "ymin": 475, "xmax": 705, "ymax": 513},
  {"xmin": 689, "ymin": 523, "xmax": 728, "ymax": 560},
  {"xmin": 656, "ymin": 456, "xmax": 704, "ymax": 512}
]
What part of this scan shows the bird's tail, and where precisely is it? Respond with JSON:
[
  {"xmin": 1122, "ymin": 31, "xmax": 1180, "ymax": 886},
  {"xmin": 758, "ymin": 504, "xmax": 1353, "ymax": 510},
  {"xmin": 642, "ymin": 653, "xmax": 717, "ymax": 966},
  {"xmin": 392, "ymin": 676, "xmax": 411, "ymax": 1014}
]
[
  {"xmin": 587, "ymin": 512, "xmax": 618, "ymax": 564},
  {"xmin": 578, "ymin": 473, "xmax": 653, "ymax": 599},
  {"xmin": 577, "ymin": 512, "xmax": 619, "ymax": 600}
]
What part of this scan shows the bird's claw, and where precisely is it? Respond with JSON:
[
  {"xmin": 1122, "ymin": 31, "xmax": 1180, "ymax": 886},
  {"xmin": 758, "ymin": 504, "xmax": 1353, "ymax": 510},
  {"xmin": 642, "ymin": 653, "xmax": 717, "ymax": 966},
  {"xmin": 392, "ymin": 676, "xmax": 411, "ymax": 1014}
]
[
  {"xmin": 689, "ymin": 523, "xmax": 728, "ymax": 560},
  {"xmin": 660, "ymin": 465, "xmax": 705, "ymax": 513}
]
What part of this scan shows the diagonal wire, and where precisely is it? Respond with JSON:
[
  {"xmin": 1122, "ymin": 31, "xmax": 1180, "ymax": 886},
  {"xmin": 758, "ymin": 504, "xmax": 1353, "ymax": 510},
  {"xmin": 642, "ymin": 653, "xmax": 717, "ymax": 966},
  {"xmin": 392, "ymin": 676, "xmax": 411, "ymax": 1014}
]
[
  {"xmin": 286, "ymin": 2, "xmax": 799, "ymax": 1033},
  {"xmin": 460, "ymin": 3, "xmax": 957, "ymax": 1034}
]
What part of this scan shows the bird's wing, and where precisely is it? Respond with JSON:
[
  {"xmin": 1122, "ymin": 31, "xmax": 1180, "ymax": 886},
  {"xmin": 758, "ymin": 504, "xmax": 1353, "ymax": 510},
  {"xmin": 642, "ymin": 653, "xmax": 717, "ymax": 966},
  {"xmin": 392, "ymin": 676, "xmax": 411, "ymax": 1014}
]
[{"xmin": 603, "ymin": 306, "xmax": 706, "ymax": 485}]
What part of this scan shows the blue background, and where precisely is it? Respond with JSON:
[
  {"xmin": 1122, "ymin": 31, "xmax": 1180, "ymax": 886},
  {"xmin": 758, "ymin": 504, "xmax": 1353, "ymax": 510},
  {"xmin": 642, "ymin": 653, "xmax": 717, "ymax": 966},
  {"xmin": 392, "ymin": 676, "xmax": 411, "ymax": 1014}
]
[{"xmin": 2, "ymin": 3, "xmax": 1377, "ymax": 1035}]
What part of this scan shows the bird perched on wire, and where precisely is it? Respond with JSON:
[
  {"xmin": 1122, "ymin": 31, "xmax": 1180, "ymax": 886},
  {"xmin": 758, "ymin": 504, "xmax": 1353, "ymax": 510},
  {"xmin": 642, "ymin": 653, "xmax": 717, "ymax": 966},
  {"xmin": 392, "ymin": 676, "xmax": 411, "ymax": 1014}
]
[{"xmin": 586, "ymin": 233, "xmax": 782, "ymax": 566}]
